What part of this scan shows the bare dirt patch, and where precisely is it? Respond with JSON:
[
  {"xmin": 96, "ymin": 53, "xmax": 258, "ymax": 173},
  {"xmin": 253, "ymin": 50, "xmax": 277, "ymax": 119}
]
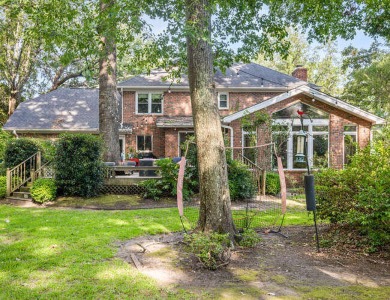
[{"xmin": 117, "ymin": 226, "xmax": 390, "ymax": 299}]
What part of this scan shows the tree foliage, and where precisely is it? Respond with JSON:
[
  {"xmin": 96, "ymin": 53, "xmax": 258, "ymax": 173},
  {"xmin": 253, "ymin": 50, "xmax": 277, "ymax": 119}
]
[
  {"xmin": 342, "ymin": 44, "xmax": 390, "ymax": 118},
  {"xmin": 256, "ymin": 29, "xmax": 345, "ymax": 96}
]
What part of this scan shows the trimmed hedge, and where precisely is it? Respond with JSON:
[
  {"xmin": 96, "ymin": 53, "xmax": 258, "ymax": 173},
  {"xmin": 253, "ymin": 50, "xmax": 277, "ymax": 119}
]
[
  {"xmin": 31, "ymin": 178, "xmax": 57, "ymax": 203},
  {"xmin": 4, "ymin": 138, "xmax": 41, "ymax": 169},
  {"xmin": 55, "ymin": 134, "xmax": 104, "ymax": 197}
]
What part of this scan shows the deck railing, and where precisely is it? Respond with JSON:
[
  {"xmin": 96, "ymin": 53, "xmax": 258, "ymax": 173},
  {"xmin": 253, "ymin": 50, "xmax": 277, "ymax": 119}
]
[
  {"xmin": 238, "ymin": 154, "xmax": 266, "ymax": 195},
  {"xmin": 6, "ymin": 151, "xmax": 41, "ymax": 197}
]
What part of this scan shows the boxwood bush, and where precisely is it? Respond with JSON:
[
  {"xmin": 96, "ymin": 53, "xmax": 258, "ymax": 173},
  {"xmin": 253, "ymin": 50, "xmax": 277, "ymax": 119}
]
[
  {"xmin": 55, "ymin": 134, "xmax": 104, "ymax": 197},
  {"xmin": 0, "ymin": 176, "xmax": 6, "ymax": 198},
  {"xmin": 4, "ymin": 138, "xmax": 41, "ymax": 169},
  {"xmin": 228, "ymin": 159, "xmax": 257, "ymax": 200},
  {"xmin": 31, "ymin": 178, "xmax": 57, "ymax": 203}
]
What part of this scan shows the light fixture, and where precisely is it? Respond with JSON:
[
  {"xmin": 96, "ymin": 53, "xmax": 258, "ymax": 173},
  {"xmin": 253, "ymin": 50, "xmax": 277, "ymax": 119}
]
[{"xmin": 294, "ymin": 130, "xmax": 306, "ymax": 164}]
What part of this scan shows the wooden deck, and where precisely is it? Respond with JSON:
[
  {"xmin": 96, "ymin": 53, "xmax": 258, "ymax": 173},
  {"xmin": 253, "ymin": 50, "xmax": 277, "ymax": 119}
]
[{"xmin": 105, "ymin": 165, "xmax": 161, "ymax": 185}]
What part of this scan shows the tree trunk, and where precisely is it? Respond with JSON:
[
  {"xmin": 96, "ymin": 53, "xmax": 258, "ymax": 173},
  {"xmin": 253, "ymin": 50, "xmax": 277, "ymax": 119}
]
[
  {"xmin": 8, "ymin": 95, "xmax": 17, "ymax": 116},
  {"xmin": 185, "ymin": 0, "xmax": 236, "ymax": 236},
  {"xmin": 98, "ymin": 0, "xmax": 121, "ymax": 162}
]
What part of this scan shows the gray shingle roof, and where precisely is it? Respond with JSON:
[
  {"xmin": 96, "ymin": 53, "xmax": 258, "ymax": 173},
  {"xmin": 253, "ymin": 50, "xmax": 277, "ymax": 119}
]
[
  {"xmin": 3, "ymin": 88, "xmax": 99, "ymax": 132},
  {"xmin": 119, "ymin": 63, "xmax": 317, "ymax": 89}
]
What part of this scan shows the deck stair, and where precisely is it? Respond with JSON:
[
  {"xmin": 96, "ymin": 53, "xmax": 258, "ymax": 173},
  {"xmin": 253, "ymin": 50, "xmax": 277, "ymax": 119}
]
[{"xmin": 5, "ymin": 152, "xmax": 52, "ymax": 204}]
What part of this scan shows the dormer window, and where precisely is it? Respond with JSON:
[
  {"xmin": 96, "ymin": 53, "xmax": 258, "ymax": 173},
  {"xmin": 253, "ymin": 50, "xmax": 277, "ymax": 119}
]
[
  {"xmin": 136, "ymin": 92, "xmax": 163, "ymax": 114},
  {"xmin": 218, "ymin": 92, "xmax": 229, "ymax": 110}
]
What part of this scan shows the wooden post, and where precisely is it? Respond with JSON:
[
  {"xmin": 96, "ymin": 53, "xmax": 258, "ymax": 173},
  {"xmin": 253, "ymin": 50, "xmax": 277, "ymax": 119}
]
[
  {"xmin": 262, "ymin": 170, "xmax": 266, "ymax": 196},
  {"xmin": 6, "ymin": 168, "xmax": 11, "ymax": 197},
  {"xmin": 37, "ymin": 151, "xmax": 41, "ymax": 177},
  {"xmin": 31, "ymin": 169, "xmax": 35, "ymax": 183}
]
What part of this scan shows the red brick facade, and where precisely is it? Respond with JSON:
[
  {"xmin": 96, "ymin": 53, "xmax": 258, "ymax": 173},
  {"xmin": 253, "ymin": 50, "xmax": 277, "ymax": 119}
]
[{"xmin": 123, "ymin": 89, "xmax": 372, "ymax": 166}]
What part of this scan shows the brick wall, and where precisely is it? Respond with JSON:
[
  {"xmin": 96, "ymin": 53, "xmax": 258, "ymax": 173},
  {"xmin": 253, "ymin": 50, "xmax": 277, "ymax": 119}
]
[
  {"xmin": 329, "ymin": 114, "xmax": 344, "ymax": 169},
  {"xmin": 122, "ymin": 90, "xmax": 372, "ymax": 172}
]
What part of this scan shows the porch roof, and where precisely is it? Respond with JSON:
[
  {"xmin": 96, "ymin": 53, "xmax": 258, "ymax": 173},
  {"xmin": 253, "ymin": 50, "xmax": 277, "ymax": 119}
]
[
  {"xmin": 223, "ymin": 85, "xmax": 386, "ymax": 125},
  {"xmin": 156, "ymin": 116, "xmax": 194, "ymax": 128}
]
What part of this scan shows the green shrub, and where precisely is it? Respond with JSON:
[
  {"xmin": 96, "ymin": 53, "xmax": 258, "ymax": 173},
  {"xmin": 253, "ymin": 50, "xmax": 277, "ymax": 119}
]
[
  {"xmin": 238, "ymin": 229, "xmax": 261, "ymax": 248},
  {"xmin": 0, "ymin": 176, "xmax": 6, "ymax": 198},
  {"xmin": 33, "ymin": 139, "xmax": 57, "ymax": 162},
  {"xmin": 265, "ymin": 172, "xmax": 281, "ymax": 195},
  {"xmin": 0, "ymin": 129, "xmax": 12, "ymax": 162},
  {"xmin": 184, "ymin": 232, "xmax": 231, "ymax": 270},
  {"xmin": 141, "ymin": 158, "xmax": 197, "ymax": 200},
  {"xmin": 316, "ymin": 133, "xmax": 390, "ymax": 251},
  {"xmin": 228, "ymin": 160, "xmax": 257, "ymax": 200},
  {"xmin": 55, "ymin": 134, "xmax": 104, "ymax": 197},
  {"xmin": 4, "ymin": 138, "xmax": 41, "ymax": 169},
  {"xmin": 31, "ymin": 178, "xmax": 57, "ymax": 203}
]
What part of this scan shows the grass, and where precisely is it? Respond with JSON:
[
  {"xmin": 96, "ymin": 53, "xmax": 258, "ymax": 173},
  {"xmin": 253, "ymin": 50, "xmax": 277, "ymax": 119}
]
[
  {"xmin": 0, "ymin": 204, "xmax": 192, "ymax": 299},
  {"xmin": 296, "ymin": 286, "xmax": 390, "ymax": 300},
  {"xmin": 48, "ymin": 194, "xmax": 177, "ymax": 209},
  {"xmin": 0, "ymin": 201, "xmax": 353, "ymax": 299}
]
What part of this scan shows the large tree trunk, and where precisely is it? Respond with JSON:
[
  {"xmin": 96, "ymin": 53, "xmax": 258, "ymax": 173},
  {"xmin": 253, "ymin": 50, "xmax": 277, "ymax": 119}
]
[
  {"xmin": 98, "ymin": 0, "xmax": 121, "ymax": 162},
  {"xmin": 185, "ymin": 0, "xmax": 236, "ymax": 236},
  {"xmin": 8, "ymin": 94, "xmax": 17, "ymax": 116}
]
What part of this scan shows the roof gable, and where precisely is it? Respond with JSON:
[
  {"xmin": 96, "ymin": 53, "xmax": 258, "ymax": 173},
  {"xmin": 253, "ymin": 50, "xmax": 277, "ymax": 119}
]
[{"xmin": 223, "ymin": 85, "xmax": 385, "ymax": 125}]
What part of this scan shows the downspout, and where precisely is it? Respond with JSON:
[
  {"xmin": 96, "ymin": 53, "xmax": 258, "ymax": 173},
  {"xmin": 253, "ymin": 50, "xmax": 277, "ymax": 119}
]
[
  {"xmin": 12, "ymin": 130, "xmax": 19, "ymax": 139},
  {"xmin": 121, "ymin": 87, "xmax": 124, "ymax": 124}
]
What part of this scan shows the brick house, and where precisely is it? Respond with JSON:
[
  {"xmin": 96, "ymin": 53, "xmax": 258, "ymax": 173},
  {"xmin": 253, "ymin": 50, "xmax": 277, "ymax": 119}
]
[{"xmin": 4, "ymin": 63, "xmax": 385, "ymax": 184}]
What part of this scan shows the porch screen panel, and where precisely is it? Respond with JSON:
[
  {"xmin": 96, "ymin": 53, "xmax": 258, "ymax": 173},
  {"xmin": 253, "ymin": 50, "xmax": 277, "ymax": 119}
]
[
  {"xmin": 243, "ymin": 133, "xmax": 257, "ymax": 163},
  {"xmin": 312, "ymin": 134, "xmax": 328, "ymax": 168},
  {"xmin": 344, "ymin": 134, "xmax": 357, "ymax": 165}
]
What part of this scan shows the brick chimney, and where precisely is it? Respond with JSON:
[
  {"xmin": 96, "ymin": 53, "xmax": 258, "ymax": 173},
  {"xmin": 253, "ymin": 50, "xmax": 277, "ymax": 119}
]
[{"xmin": 292, "ymin": 65, "xmax": 308, "ymax": 82}]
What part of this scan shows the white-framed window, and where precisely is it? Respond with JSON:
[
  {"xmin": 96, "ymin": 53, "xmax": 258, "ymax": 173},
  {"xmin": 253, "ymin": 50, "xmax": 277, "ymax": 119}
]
[
  {"xmin": 343, "ymin": 125, "xmax": 357, "ymax": 166},
  {"xmin": 273, "ymin": 119, "xmax": 329, "ymax": 170},
  {"xmin": 218, "ymin": 92, "xmax": 229, "ymax": 110},
  {"xmin": 136, "ymin": 92, "xmax": 163, "ymax": 114},
  {"xmin": 137, "ymin": 135, "xmax": 152, "ymax": 152}
]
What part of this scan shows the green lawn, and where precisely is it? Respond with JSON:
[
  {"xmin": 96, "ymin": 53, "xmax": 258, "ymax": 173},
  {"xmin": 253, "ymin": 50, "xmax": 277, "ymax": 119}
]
[
  {"xmin": 0, "ymin": 205, "xmax": 190, "ymax": 299},
  {"xmin": 0, "ymin": 203, "xmax": 328, "ymax": 299}
]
